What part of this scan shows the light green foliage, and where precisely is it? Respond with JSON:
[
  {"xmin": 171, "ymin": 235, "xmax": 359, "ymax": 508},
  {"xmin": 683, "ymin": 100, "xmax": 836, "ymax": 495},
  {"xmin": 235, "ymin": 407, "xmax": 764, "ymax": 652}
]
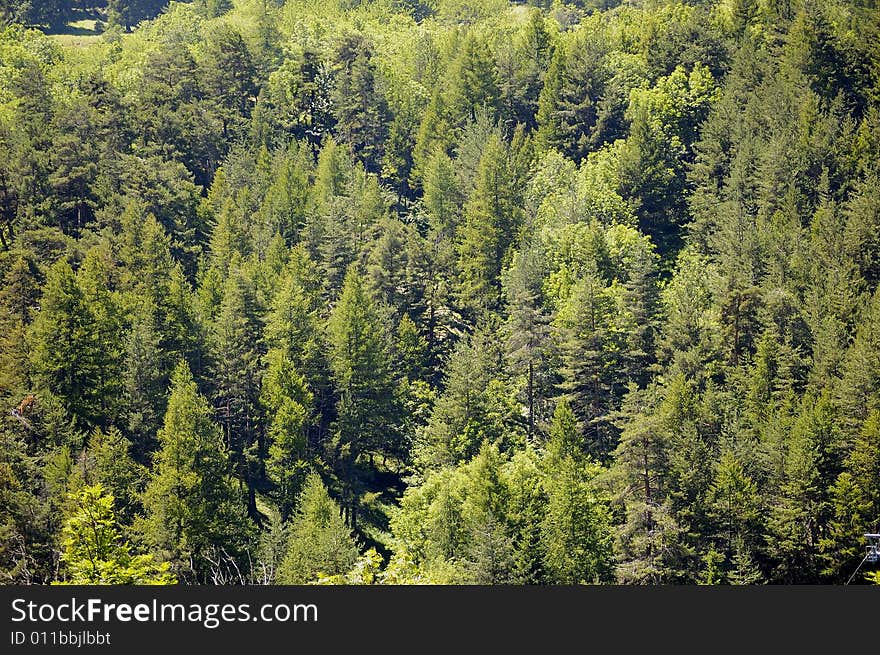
[
  {"xmin": 541, "ymin": 454, "xmax": 614, "ymax": 584},
  {"xmin": 57, "ymin": 485, "xmax": 175, "ymax": 585}
]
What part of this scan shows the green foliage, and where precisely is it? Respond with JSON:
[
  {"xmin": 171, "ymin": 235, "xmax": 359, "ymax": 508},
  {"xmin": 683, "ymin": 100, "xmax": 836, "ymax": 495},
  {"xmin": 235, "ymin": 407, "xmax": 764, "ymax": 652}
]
[
  {"xmin": 57, "ymin": 485, "xmax": 174, "ymax": 585},
  {"xmin": 29, "ymin": 258, "xmax": 122, "ymax": 431},
  {"xmin": 541, "ymin": 453, "xmax": 614, "ymax": 584},
  {"xmin": 4, "ymin": 0, "xmax": 880, "ymax": 587},
  {"xmin": 327, "ymin": 267, "xmax": 400, "ymax": 528},
  {"xmin": 141, "ymin": 362, "xmax": 253, "ymax": 581},
  {"xmin": 261, "ymin": 348, "xmax": 313, "ymax": 521},
  {"xmin": 277, "ymin": 472, "xmax": 359, "ymax": 584}
]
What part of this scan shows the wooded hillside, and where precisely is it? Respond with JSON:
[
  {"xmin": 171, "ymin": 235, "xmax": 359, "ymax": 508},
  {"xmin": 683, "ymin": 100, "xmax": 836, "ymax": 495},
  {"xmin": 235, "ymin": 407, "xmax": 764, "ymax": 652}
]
[{"xmin": 1, "ymin": 0, "xmax": 879, "ymax": 585}]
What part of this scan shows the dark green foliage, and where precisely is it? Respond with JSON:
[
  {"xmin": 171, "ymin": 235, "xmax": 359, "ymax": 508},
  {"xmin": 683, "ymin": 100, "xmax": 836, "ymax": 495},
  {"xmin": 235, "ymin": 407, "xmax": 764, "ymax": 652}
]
[
  {"xmin": 331, "ymin": 33, "xmax": 389, "ymax": 173},
  {"xmin": 107, "ymin": 0, "xmax": 168, "ymax": 30},
  {"xmin": 327, "ymin": 267, "xmax": 400, "ymax": 530},
  {"xmin": 536, "ymin": 28, "xmax": 608, "ymax": 162},
  {"xmin": 29, "ymin": 257, "xmax": 122, "ymax": 432}
]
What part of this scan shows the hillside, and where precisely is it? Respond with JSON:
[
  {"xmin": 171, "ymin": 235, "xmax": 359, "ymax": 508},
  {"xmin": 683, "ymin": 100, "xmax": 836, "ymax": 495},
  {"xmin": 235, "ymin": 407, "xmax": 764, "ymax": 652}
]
[{"xmin": 1, "ymin": 0, "xmax": 879, "ymax": 585}]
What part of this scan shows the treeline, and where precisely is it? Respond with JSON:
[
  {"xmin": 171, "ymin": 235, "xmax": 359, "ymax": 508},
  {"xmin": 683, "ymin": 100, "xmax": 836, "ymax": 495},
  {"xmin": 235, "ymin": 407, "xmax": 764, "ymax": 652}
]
[
  {"xmin": 0, "ymin": 1, "xmax": 218, "ymax": 31},
  {"xmin": 1, "ymin": 0, "xmax": 879, "ymax": 585}
]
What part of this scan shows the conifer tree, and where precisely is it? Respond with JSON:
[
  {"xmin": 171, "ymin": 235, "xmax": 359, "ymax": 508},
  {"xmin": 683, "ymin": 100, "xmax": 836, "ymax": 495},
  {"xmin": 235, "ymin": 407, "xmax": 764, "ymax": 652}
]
[
  {"xmin": 331, "ymin": 34, "xmax": 389, "ymax": 174},
  {"xmin": 536, "ymin": 30, "xmax": 608, "ymax": 162},
  {"xmin": 141, "ymin": 362, "xmax": 252, "ymax": 581},
  {"xmin": 457, "ymin": 133, "xmax": 521, "ymax": 316},
  {"xmin": 209, "ymin": 268, "xmax": 264, "ymax": 521},
  {"xmin": 327, "ymin": 268, "xmax": 399, "ymax": 529},
  {"xmin": 261, "ymin": 349, "xmax": 313, "ymax": 522},
  {"xmin": 277, "ymin": 472, "xmax": 359, "ymax": 584},
  {"xmin": 29, "ymin": 259, "xmax": 110, "ymax": 430}
]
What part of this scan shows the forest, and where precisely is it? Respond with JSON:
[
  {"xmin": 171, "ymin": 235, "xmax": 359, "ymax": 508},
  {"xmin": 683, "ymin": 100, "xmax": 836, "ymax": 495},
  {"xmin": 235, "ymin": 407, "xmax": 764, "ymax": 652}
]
[{"xmin": 0, "ymin": 0, "xmax": 879, "ymax": 585}]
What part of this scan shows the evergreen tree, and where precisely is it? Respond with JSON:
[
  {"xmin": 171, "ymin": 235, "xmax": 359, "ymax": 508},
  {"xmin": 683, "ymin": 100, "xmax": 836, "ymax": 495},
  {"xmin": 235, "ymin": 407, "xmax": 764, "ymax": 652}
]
[
  {"xmin": 457, "ymin": 133, "xmax": 522, "ymax": 316},
  {"xmin": 209, "ymin": 268, "xmax": 264, "ymax": 521},
  {"xmin": 331, "ymin": 34, "xmax": 389, "ymax": 174},
  {"xmin": 80, "ymin": 427, "xmax": 145, "ymax": 525},
  {"xmin": 141, "ymin": 362, "xmax": 252, "ymax": 581},
  {"xmin": 536, "ymin": 29, "xmax": 608, "ymax": 162},
  {"xmin": 541, "ymin": 454, "xmax": 614, "ymax": 584},
  {"xmin": 445, "ymin": 32, "xmax": 500, "ymax": 131},
  {"xmin": 767, "ymin": 393, "xmax": 841, "ymax": 582},
  {"xmin": 29, "ymin": 259, "xmax": 113, "ymax": 431},
  {"xmin": 707, "ymin": 448, "xmax": 764, "ymax": 582},
  {"xmin": 555, "ymin": 266, "xmax": 622, "ymax": 460},
  {"xmin": 326, "ymin": 268, "xmax": 399, "ymax": 530},
  {"xmin": 107, "ymin": 0, "xmax": 168, "ymax": 30},
  {"xmin": 201, "ymin": 25, "xmax": 258, "ymax": 142},
  {"xmin": 277, "ymin": 472, "xmax": 359, "ymax": 584},
  {"xmin": 261, "ymin": 348, "xmax": 313, "ymax": 522},
  {"xmin": 504, "ymin": 240, "xmax": 551, "ymax": 439},
  {"xmin": 123, "ymin": 303, "xmax": 166, "ymax": 459}
]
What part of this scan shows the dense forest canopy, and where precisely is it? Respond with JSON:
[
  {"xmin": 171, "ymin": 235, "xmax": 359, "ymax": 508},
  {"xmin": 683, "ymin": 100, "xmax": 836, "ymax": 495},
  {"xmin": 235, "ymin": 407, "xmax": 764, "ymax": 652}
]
[{"xmin": 1, "ymin": 0, "xmax": 879, "ymax": 585}]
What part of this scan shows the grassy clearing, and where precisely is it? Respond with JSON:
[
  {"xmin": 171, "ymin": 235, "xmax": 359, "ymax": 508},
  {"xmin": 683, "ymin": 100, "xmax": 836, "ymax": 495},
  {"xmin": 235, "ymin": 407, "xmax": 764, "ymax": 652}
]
[
  {"xmin": 49, "ymin": 33, "xmax": 105, "ymax": 47},
  {"xmin": 44, "ymin": 10, "xmax": 107, "ymax": 48}
]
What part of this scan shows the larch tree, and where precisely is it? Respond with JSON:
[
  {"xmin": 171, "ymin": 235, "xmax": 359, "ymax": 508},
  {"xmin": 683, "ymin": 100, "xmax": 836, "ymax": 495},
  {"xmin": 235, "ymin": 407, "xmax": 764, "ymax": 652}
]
[{"xmin": 141, "ymin": 362, "xmax": 252, "ymax": 582}]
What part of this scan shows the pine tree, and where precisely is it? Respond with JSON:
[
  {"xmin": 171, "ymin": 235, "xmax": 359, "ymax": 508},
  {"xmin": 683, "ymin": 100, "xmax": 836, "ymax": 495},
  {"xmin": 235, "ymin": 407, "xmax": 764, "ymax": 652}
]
[
  {"xmin": 381, "ymin": 96, "xmax": 417, "ymax": 205},
  {"xmin": 29, "ymin": 259, "xmax": 111, "ymax": 431},
  {"xmin": 612, "ymin": 387, "xmax": 689, "ymax": 583},
  {"xmin": 460, "ymin": 442, "xmax": 515, "ymax": 584},
  {"xmin": 123, "ymin": 303, "xmax": 165, "ymax": 459},
  {"xmin": 536, "ymin": 30, "xmax": 608, "ymax": 163},
  {"xmin": 410, "ymin": 91, "xmax": 453, "ymax": 190},
  {"xmin": 263, "ymin": 251, "xmax": 330, "ymax": 427},
  {"xmin": 767, "ymin": 392, "xmax": 841, "ymax": 582},
  {"xmin": 261, "ymin": 349, "xmax": 313, "ymax": 522},
  {"xmin": 504, "ymin": 241, "xmax": 551, "ymax": 439},
  {"xmin": 331, "ymin": 34, "xmax": 389, "ymax": 174},
  {"xmin": 463, "ymin": 511, "xmax": 516, "ymax": 584},
  {"xmin": 505, "ymin": 8, "xmax": 553, "ymax": 129},
  {"xmin": 457, "ymin": 133, "xmax": 521, "ymax": 316},
  {"xmin": 821, "ymin": 411, "xmax": 880, "ymax": 580},
  {"xmin": 444, "ymin": 32, "xmax": 500, "ymax": 132},
  {"xmin": 505, "ymin": 449, "xmax": 546, "ymax": 584},
  {"xmin": 258, "ymin": 141, "xmax": 314, "ymax": 246},
  {"xmin": 209, "ymin": 268, "xmax": 264, "ymax": 521},
  {"xmin": 0, "ymin": 255, "xmax": 40, "ymax": 396},
  {"xmin": 423, "ymin": 148, "xmax": 464, "ymax": 238},
  {"xmin": 81, "ymin": 427, "xmax": 145, "ymax": 525},
  {"xmin": 107, "ymin": 0, "xmax": 168, "ymax": 30},
  {"xmin": 201, "ymin": 25, "xmax": 257, "ymax": 141},
  {"xmin": 540, "ymin": 454, "xmax": 614, "ymax": 584},
  {"xmin": 194, "ymin": 0, "xmax": 232, "ymax": 19},
  {"xmin": 707, "ymin": 448, "xmax": 763, "ymax": 581},
  {"xmin": 419, "ymin": 322, "xmax": 517, "ymax": 468},
  {"xmin": 555, "ymin": 266, "xmax": 621, "ymax": 460},
  {"xmin": 267, "ymin": 47, "xmax": 334, "ymax": 151}
]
